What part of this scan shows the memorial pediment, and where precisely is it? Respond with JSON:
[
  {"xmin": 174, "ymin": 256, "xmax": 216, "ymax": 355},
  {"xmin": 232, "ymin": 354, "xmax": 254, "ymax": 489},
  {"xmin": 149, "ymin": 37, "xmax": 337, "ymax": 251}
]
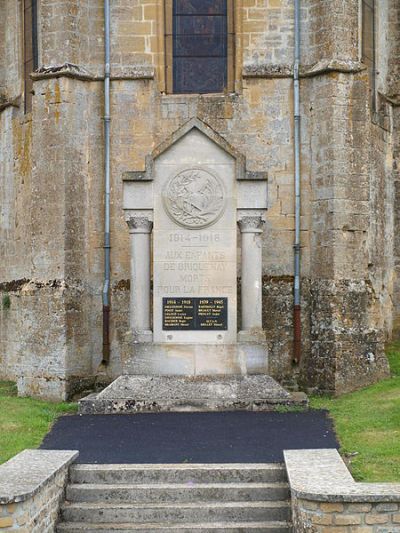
[{"xmin": 122, "ymin": 118, "xmax": 267, "ymax": 183}]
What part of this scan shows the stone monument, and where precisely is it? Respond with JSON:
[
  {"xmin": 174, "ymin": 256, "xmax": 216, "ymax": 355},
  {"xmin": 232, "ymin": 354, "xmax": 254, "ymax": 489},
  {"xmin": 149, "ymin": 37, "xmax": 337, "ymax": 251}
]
[{"xmin": 81, "ymin": 119, "xmax": 304, "ymax": 413}]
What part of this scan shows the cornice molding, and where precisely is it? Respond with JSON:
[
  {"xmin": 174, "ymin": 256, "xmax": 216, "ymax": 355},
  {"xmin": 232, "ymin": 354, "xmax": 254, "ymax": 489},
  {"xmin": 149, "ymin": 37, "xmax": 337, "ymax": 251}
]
[
  {"xmin": 32, "ymin": 63, "xmax": 155, "ymax": 82},
  {"xmin": 0, "ymin": 94, "xmax": 21, "ymax": 112},
  {"xmin": 243, "ymin": 59, "xmax": 366, "ymax": 79}
]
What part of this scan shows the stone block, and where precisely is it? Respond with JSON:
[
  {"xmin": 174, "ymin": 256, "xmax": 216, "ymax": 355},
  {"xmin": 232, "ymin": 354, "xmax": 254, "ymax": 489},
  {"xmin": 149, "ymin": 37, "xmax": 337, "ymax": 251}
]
[
  {"xmin": 334, "ymin": 514, "xmax": 362, "ymax": 525},
  {"xmin": 311, "ymin": 513, "xmax": 333, "ymax": 525},
  {"xmin": 375, "ymin": 503, "xmax": 399, "ymax": 512},
  {"xmin": 365, "ymin": 515, "xmax": 390, "ymax": 524},
  {"xmin": 302, "ymin": 500, "xmax": 319, "ymax": 510},
  {"xmin": 320, "ymin": 503, "xmax": 344, "ymax": 513},
  {"xmin": 346, "ymin": 504, "xmax": 372, "ymax": 513},
  {"xmin": 0, "ymin": 516, "xmax": 13, "ymax": 527}
]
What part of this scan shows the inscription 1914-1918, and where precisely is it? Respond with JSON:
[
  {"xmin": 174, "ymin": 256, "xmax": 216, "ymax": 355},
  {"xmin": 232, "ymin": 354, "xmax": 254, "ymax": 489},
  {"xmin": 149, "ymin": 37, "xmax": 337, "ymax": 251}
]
[{"xmin": 163, "ymin": 297, "xmax": 227, "ymax": 330}]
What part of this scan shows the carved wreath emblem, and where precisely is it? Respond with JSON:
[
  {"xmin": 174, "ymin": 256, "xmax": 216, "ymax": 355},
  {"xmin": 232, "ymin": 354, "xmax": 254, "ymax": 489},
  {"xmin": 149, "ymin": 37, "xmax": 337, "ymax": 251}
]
[{"xmin": 163, "ymin": 168, "xmax": 225, "ymax": 228}]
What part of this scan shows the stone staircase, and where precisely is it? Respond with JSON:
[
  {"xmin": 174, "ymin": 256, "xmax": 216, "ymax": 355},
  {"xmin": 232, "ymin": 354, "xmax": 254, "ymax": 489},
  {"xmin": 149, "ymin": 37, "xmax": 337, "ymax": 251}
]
[{"xmin": 57, "ymin": 463, "xmax": 293, "ymax": 532}]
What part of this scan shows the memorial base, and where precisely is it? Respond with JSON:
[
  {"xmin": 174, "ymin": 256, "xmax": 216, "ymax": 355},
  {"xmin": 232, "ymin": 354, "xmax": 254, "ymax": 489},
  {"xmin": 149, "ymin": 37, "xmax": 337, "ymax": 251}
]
[
  {"xmin": 123, "ymin": 342, "xmax": 269, "ymax": 376},
  {"xmin": 79, "ymin": 374, "xmax": 308, "ymax": 414}
]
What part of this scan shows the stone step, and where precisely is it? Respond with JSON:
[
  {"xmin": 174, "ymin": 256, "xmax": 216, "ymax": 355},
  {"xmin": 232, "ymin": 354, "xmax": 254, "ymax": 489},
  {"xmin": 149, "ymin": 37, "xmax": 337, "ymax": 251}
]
[
  {"xmin": 94, "ymin": 375, "xmax": 291, "ymax": 401},
  {"xmin": 66, "ymin": 482, "xmax": 290, "ymax": 503},
  {"xmin": 61, "ymin": 501, "xmax": 291, "ymax": 524},
  {"xmin": 56, "ymin": 520, "xmax": 293, "ymax": 532},
  {"xmin": 79, "ymin": 375, "xmax": 308, "ymax": 414},
  {"xmin": 70, "ymin": 464, "xmax": 288, "ymax": 485}
]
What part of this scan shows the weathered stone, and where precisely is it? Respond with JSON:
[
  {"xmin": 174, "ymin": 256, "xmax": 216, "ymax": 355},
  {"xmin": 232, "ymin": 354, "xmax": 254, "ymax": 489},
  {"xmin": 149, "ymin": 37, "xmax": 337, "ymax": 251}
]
[
  {"xmin": 58, "ymin": 462, "xmax": 292, "ymax": 531},
  {"xmin": 79, "ymin": 374, "xmax": 307, "ymax": 414},
  {"xmin": 0, "ymin": 450, "xmax": 78, "ymax": 505},
  {"xmin": 334, "ymin": 514, "xmax": 361, "ymax": 525},
  {"xmin": 0, "ymin": 450, "xmax": 78, "ymax": 532},
  {"xmin": 286, "ymin": 450, "xmax": 400, "ymax": 533}
]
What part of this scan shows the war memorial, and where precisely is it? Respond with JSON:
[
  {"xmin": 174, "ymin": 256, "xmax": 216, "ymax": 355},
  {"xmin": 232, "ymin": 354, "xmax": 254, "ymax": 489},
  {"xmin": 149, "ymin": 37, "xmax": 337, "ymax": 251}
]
[
  {"xmin": 1, "ymin": 0, "xmax": 399, "ymax": 404},
  {"xmin": 1, "ymin": 1, "xmax": 400, "ymax": 531}
]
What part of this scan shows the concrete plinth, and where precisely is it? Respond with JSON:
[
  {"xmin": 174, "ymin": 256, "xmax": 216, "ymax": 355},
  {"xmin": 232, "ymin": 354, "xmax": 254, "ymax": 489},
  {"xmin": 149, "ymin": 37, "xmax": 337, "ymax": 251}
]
[{"xmin": 79, "ymin": 375, "xmax": 308, "ymax": 414}]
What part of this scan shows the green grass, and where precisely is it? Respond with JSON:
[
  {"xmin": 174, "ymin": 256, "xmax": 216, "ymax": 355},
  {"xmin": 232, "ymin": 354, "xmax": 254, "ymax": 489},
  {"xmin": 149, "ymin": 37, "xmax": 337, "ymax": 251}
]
[
  {"xmin": 387, "ymin": 340, "xmax": 400, "ymax": 376},
  {"xmin": 0, "ymin": 381, "xmax": 77, "ymax": 465},
  {"xmin": 311, "ymin": 340, "xmax": 400, "ymax": 482},
  {"xmin": 1, "ymin": 342, "xmax": 400, "ymax": 480}
]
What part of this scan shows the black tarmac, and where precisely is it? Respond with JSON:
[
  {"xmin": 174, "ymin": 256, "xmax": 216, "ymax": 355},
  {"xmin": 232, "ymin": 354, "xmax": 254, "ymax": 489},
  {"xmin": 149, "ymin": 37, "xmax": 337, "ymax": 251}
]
[{"xmin": 41, "ymin": 410, "xmax": 338, "ymax": 464}]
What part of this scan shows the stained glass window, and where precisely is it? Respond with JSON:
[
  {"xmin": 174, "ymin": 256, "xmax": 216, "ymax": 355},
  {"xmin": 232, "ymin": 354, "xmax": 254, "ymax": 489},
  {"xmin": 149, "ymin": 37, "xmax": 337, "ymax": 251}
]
[
  {"xmin": 166, "ymin": 0, "xmax": 234, "ymax": 94},
  {"xmin": 23, "ymin": 0, "xmax": 38, "ymax": 113}
]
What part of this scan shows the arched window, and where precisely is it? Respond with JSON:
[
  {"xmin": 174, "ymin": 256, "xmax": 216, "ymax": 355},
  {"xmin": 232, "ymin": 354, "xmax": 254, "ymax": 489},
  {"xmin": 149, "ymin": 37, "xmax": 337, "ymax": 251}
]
[
  {"xmin": 23, "ymin": 0, "xmax": 38, "ymax": 113},
  {"xmin": 165, "ymin": 0, "xmax": 234, "ymax": 94}
]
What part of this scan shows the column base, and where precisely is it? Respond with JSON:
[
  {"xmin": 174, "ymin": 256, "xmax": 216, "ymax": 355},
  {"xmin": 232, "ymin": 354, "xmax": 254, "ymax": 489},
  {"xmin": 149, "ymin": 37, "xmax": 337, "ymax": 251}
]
[
  {"xmin": 132, "ymin": 330, "xmax": 153, "ymax": 343},
  {"xmin": 238, "ymin": 328, "xmax": 267, "ymax": 343}
]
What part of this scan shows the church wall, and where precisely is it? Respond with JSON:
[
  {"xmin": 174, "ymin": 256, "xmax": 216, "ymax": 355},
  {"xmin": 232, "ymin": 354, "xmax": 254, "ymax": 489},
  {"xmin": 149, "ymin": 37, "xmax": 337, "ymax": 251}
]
[
  {"xmin": 394, "ymin": 108, "xmax": 400, "ymax": 337},
  {"xmin": 385, "ymin": 0, "xmax": 400, "ymax": 338},
  {"xmin": 0, "ymin": 3, "xmax": 5, "ymax": 97},
  {"xmin": 0, "ymin": 0, "xmax": 398, "ymax": 398}
]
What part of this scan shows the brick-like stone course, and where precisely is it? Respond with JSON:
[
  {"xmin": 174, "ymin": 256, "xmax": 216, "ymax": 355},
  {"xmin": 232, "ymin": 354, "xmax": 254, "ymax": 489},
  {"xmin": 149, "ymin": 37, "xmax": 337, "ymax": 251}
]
[
  {"xmin": 293, "ymin": 499, "xmax": 400, "ymax": 531},
  {"xmin": 285, "ymin": 450, "xmax": 400, "ymax": 533},
  {"xmin": 0, "ymin": 450, "xmax": 78, "ymax": 532}
]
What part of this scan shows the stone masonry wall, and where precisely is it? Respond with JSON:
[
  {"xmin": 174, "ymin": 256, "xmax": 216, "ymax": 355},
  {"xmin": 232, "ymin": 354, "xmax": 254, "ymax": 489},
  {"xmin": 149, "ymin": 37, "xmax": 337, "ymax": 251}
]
[
  {"xmin": 292, "ymin": 497, "xmax": 400, "ymax": 532},
  {"xmin": 0, "ymin": 0, "xmax": 398, "ymax": 397},
  {"xmin": 0, "ymin": 468, "xmax": 67, "ymax": 532},
  {"xmin": 394, "ymin": 107, "xmax": 400, "ymax": 337},
  {"xmin": 0, "ymin": 5, "xmax": 5, "ymax": 99},
  {"xmin": 285, "ymin": 450, "xmax": 400, "ymax": 533},
  {"xmin": 387, "ymin": 0, "xmax": 400, "ymax": 339},
  {"xmin": 0, "ymin": 1, "xmax": 20, "ymax": 103},
  {"xmin": 0, "ymin": 450, "xmax": 77, "ymax": 533},
  {"xmin": 301, "ymin": 0, "xmax": 394, "ymax": 393}
]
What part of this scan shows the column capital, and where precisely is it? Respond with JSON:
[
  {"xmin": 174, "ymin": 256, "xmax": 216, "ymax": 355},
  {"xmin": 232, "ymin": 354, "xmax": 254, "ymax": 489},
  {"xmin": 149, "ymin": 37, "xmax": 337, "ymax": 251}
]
[
  {"xmin": 126, "ymin": 215, "xmax": 153, "ymax": 234},
  {"xmin": 238, "ymin": 215, "xmax": 265, "ymax": 234}
]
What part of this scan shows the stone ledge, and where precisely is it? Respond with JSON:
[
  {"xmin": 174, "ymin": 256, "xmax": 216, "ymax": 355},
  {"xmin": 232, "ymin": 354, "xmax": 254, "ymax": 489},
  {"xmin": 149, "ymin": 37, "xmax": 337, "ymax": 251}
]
[
  {"xmin": 243, "ymin": 59, "xmax": 366, "ymax": 79},
  {"xmin": 0, "ymin": 449, "xmax": 78, "ymax": 504},
  {"xmin": 284, "ymin": 449, "xmax": 400, "ymax": 503},
  {"xmin": 32, "ymin": 63, "xmax": 155, "ymax": 82},
  {"xmin": 0, "ymin": 94, "xmax": 20, "ymax": 112},
  {"xmin": 379, "ymin": 91, "xmax": 400, "ymax": 107},
  {"xmin": 32, "ymin": 63, "xmax": 99, "ymax": 81}
]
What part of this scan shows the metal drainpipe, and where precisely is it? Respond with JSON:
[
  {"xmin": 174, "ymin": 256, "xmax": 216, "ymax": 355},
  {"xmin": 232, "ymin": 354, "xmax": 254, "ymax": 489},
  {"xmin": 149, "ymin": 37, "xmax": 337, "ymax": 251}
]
[
  {"xmin": 293, "ymin": 0, "xmax": 302, "ymax": 364},
  {"xmin": 102, "ymin": 0, "xmax": 111, "ymax": 365}
]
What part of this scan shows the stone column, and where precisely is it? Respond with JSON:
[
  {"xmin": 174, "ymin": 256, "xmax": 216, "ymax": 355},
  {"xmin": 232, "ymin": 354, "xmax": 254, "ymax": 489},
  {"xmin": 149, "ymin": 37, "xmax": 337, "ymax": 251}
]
[
  {"xmin": 126, "ymin": 215, "xmax": 153, "ymax": 342},
  {"xmin": 238, "ymin": 215, "xmax": 265, "ymax": 340}
]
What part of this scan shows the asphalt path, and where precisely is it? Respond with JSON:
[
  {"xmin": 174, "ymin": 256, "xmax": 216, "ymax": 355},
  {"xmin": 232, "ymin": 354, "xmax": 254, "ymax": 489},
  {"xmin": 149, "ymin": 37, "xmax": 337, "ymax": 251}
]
[{"xmin": 40, "ymin": 410, "xmax": 338, "ymax": 464}]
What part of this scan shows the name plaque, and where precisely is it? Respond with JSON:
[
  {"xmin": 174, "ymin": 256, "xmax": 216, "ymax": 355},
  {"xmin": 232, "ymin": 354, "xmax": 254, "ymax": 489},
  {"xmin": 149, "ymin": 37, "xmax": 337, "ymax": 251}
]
[{"xmin": 163, "ymin": 297, "xmax": 228, "ymax": 331}]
